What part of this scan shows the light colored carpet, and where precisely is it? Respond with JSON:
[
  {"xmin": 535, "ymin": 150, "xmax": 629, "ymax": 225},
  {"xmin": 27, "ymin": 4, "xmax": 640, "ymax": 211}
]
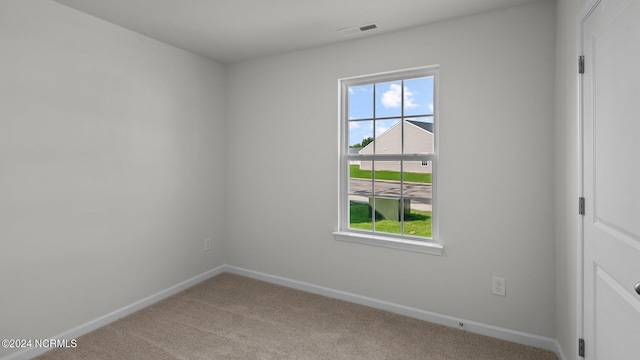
[{"xmin": 36, "ymin": 273, "xmax": 558, "ymax": 359}]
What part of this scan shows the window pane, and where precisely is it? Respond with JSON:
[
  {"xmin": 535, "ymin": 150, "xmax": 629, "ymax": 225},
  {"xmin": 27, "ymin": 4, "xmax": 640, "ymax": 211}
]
[
  {"xmin": 402, "ymin": 160, "xmax": 432, "ymax": 183},
  {"xmin": 404, "ymin": 116, "xmax": 434, "ymax": 154},
  {"xmin": 375, "ymin": 81, "xmax": 403, "ymax": 118},
  {"xmin": 348, "ymin": 84, "xmax": 373, "ymax": 120},
  {"xmin": 374, "ymin": 119, "xmax": 401, "ymax": 155},
  {"xmin": 402, "ymin": 163, "xmax": 432, "ymax": 238},
  {"xmin": 349, "ymin": 120, "xmax": 373, "ymax": 151},
  {"xmin": 372, "ymin": 196, "xmax": 403, "ymax": 235},
  {"xmin": 349, "ymin": 195, "xmax": 372, "ymax": 231},
  {"xmin": 372, "ymin": 161, "xmax": 403, "ymax": 236},
  {"xmin": 404, "ymin": 76, "xmax": 434, "ymax": 117},
  {"xmin": 348, "ymin": 162, "xmax": 373, "ymax": 231},
  {"xmin": 349, "ymin": 161, "xmax": 373, "ymax": 197}
]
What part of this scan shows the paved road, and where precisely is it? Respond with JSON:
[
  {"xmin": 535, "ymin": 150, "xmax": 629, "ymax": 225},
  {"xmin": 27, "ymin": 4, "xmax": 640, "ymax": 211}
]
[{"xmin": 349, "ymin": 178, "xmax": 432, "ymax": 211}]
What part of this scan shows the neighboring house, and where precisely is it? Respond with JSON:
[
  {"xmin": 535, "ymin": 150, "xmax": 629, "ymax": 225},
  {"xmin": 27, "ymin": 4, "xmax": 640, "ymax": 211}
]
[
  {"xmin": 348, "ymin": 147, "xmax": 363, "ymax": 166},
  {"xmin": 358, "ymin": 120, "xmax": 433, "ymax": 173}
]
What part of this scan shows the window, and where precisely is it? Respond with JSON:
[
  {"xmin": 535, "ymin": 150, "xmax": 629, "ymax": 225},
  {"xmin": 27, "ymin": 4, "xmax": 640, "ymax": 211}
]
[{"xmin": 334, "ymin": 66, "xmax": 441, "ymax": 255}]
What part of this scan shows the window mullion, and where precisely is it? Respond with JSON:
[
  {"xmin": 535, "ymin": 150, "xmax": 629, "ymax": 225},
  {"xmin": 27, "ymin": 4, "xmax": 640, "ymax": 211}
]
[
  {"xmin": 400, "ymin": 80, "xmax": 405, "ymax": 236},
  {"xmin": 347, "ymin": 154, "xmax": 434, "ymax": 161},
  {"xmin": 348, "ymin": 114, "xmax": 432, "ymax": 122},
  {"xmin": 371, "ymin": 80, "xmax": 377, "ymax": 232},
  {"xmin": 370, "ymin": 159, "xmax": 375, "ymax": 232}
]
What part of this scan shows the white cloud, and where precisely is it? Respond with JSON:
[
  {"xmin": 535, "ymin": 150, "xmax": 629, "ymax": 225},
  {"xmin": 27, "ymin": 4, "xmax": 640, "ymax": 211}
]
[
  {"xmin": 381, "ymin": 84, "xmax": 402, "ymax": 108},
  {"xmin": 349, "ymin": 122, "xmax": 360, "ymax": 129},
  {"xmin": 381, "ymin": 84, "xmax": 418, "ymax": 109}
]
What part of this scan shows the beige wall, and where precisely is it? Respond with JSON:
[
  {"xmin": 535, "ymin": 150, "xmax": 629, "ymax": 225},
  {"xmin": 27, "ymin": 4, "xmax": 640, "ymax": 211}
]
[
  {"xmin": 227, "ymin": 0, "xmax": 557, "ymax": 338},
  {"xmin": 0, "ymin": 1, "xmax": 227, "ymax": 357}
]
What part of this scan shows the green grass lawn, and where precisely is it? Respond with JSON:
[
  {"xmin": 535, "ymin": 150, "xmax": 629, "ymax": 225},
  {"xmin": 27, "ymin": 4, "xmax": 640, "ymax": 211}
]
[
  {"xmin": 349, "ymin": 201, "xmax": 432, "ymax": 238},
  {"xmin": 350, "ymin": 165, "xmax": 431, "ymax": 183}
]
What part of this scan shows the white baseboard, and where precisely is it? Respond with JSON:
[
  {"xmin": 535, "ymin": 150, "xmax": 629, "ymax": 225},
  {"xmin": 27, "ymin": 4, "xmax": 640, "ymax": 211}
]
[
  {"xmin": 1, "ymin": 265, "xmax": 226, "ymax": 360},
  {"xmin": 554, "ymin": 339, "xmax": 568, "ymax": 360},
  {"xmin": 3, "ymin": 264, "xmax": 565, "ymax": 360},
  {"xmin": 224, "ymin": 265, "xmax": 565, "ymax": 359}
]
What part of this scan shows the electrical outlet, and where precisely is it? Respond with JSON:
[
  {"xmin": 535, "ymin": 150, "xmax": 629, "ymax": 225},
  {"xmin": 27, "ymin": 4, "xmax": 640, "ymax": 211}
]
[
  {"xmin": 204, "ymin": 238, "xmax": 212, "ymax": 252},
  {"xmin": 492, "ymin": 276, "xmax": 506, "ymax": 296}
]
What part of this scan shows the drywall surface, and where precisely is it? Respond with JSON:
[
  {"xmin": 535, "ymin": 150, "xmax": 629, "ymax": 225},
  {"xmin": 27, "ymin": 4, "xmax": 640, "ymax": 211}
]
[
  {"xmin": 554, "ymin": 0, "xmax": 586, "ymax": 358},
  {"xmin": 226, "ymin": 0, "xmax": 557, "ymax": 337},
  {"xmin": 0, "ymin": 1, "xmax": 226, "ymax": 357}
]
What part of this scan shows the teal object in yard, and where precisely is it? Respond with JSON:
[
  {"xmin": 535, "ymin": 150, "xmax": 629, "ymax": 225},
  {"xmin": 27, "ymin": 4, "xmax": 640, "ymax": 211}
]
[{"xmin": 368, "ymin": 197, "xmax": 410, "ymax": 222}]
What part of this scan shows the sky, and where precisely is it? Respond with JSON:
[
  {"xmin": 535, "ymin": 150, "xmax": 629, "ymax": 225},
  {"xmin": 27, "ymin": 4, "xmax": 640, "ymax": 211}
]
[{"xmin": 348, "ymin": 76, "xmax": 434, "ymax": 147}]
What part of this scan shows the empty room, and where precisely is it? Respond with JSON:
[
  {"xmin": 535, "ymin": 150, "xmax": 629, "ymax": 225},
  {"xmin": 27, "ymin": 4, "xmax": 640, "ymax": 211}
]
[{"xmin": 1, "ymin": 0, "xmax": 638, "ymax": 359}]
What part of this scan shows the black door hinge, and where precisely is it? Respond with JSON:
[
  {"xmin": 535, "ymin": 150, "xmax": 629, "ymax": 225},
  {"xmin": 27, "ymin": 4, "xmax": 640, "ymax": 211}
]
[
  {"xmin": 579, "ymin": 56, "xmax": 585, "ymax": 74},
  {"xmin": 579, "ymin": 338, "xmax": 585, "ymax": 357},
  {"xmin": 579, "ymin": 197, "xmax": 585, "ymax": 215}
]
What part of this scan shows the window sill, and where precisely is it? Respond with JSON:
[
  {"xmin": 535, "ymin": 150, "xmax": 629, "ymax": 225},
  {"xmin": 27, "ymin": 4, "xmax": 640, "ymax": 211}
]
[{"xmin": 333, "ymin": 231, "xmax": 443, "ymax": 255}]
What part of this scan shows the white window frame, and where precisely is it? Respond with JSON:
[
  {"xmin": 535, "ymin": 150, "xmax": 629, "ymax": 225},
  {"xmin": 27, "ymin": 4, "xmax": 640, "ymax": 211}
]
[{"xmin": 333, "ymin": 66, "xmax": 442, "ymax": 255}]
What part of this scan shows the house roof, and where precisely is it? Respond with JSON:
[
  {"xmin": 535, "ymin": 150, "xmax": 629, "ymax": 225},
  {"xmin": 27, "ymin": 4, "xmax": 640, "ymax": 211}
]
[
  {"xmin": 357, "ymin": 119, "xmax": 433, "ymax": 154},
  {"xmin": 406, "ymin": 120, "xmax": 433, "ymax": 133}
]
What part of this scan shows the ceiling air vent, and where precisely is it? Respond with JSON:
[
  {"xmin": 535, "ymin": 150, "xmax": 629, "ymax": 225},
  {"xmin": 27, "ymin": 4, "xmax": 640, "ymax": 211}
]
[
  {"xmin": 338, "ymin": 23, "xmax": 380, "ymax": 36},
  {"xmin": 359, "ymin": 24, "xmax": 378, "ymax": 31}
]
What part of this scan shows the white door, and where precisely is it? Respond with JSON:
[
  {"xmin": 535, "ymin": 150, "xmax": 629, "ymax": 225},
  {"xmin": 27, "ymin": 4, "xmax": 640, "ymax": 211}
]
[{"xmin": 582, "ymin": 0, "xmax": 640, "ymax": 359}]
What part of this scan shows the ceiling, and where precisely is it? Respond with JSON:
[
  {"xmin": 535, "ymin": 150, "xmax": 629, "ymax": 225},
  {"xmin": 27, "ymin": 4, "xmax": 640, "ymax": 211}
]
[{"xmin": 53, "ymin": 0, "xmax": 538, "ymax": 64}]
